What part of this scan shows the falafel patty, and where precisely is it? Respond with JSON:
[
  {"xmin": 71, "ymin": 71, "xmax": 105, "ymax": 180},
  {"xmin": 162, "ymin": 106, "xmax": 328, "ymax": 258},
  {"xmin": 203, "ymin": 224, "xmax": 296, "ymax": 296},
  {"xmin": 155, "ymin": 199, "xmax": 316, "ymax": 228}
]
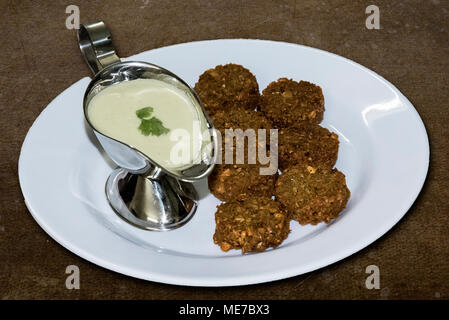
[
  {"xmin": 213, "ymin": 197, "xmax": 290, "ymax": 253},
  {"xmin": 278, "ymin": 125, "xmax": 339, "ymax": 171},
  {"xmin": 211, "ymin": 106, "xmax": 272, "ymax": 135},
  {"xmin": 208, "ymin": 163, "xmax": 276, "ymax": 202},
  {"xmin": 194, "ymin": 64, "xmax": 260, "ymax": 115},
  {"xmin": 208, "ymin": 106, "xmax": 277, "ymax": 202},
  {"xmin": 275, "ymin": 165, "xmax": 350, "ymax": 225},
  {"xmin": 260, "ymin": 78, "xmax": 324, "ymax": 127},
  {"xmin": 211, "ymin": 107, "xmax": 273, "ymax": 164}
]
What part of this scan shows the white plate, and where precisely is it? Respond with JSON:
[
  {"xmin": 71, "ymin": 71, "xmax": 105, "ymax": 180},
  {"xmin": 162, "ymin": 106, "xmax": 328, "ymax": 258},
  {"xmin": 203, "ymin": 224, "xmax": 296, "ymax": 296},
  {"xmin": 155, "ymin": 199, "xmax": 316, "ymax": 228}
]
[{"xmin": 18, "ymin": 39, "xmax": 429, "ymax": 286}]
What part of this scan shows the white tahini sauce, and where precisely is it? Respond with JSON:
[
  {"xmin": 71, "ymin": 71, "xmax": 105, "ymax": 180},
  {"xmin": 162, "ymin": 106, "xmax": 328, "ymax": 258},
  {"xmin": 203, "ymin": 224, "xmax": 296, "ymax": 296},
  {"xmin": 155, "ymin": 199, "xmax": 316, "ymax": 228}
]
[{"xmin": 87, "ymin": 78, "xmax": 208, "ymax": 170}]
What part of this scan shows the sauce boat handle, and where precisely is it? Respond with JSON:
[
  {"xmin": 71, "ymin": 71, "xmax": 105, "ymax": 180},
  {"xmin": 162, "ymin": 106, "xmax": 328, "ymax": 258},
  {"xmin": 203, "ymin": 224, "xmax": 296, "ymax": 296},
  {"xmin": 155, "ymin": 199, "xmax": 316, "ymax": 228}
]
[{"xmin": 77, "ymin": 20, "xmax": 121, "ymax": 75}]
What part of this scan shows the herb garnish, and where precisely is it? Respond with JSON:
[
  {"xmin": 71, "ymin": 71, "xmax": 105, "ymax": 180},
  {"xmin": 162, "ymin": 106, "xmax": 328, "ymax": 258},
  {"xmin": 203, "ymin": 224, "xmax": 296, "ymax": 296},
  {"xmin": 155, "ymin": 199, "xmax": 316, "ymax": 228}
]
[
  {"xmin": 136, "ymin": 106, "xmax": 170, "ymax": 136},
  {"xmin": 136, "ymin": 106, "xmax": 154, "ymax": 119}
]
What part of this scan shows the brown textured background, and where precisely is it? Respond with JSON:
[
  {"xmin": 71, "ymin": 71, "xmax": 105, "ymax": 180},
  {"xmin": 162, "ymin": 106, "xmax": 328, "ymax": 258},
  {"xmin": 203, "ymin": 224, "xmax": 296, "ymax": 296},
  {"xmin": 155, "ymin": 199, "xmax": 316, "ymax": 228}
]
[{"xmin": 0, "ymin": 0, "xmax": 448, "ymax": 299}]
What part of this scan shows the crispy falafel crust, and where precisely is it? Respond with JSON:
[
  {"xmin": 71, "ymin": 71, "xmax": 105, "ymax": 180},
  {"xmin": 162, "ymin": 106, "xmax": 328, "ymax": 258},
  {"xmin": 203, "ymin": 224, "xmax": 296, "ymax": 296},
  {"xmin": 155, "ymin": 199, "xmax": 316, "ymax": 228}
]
[
  {"xmin": 211, "ymin": 107, "xmax": 272, "ymax": 134},
  {"xmin": 278, "ymin": 125, "xmax": 339, "ymax": 171},
  {"xmin": 208, "ymin": 164, "xmax": 276, "ymax": 202},
  {"xmin": 260, "ymin": 78, "xmax": 324, "ymax": 127},
  {"xmin": 275, "ymin": 165, "xmax": 350, "ymax": 225},
  {"xmin": 213, "ymin": 197, "xmax": 290, "ymax": 253},
  {"xmin": 211, "ymin": 106, "xmax": 273, "ymax": 164},
  {"xmin": 208, "ymin": 106, "xmax": 276, "ymax": 202},
  {"xmin": 194, "ymin": 64, "xmax": 260, "ymax": 115}
]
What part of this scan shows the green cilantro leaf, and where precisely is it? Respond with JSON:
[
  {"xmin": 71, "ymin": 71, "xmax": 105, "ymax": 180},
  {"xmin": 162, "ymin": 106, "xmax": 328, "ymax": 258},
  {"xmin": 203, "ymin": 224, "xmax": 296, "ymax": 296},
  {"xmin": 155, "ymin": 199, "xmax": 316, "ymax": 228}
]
[
  {"xmin": 138, "ymin": 117, "xmax": 170, "ymax": 136},
  {"xmin": 136, "ymin": 106, "xmax": 154, "ymax": 119}
]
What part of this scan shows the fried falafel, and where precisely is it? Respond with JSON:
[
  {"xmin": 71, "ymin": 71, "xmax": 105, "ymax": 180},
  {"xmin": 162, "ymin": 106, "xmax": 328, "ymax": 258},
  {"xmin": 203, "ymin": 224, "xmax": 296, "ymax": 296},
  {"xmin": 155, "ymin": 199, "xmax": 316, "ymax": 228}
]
[
  {"xmin": 211, "ymin": 106, "xmax": 273, "ymax": 163},
  {"xmin": 278, "ymin": 125, "xmax": 339, "ymax": 171},
  {"xmin": 208, "ymin": 107, "xmax": 277, "ymax": 201},
  {"xmin": 208, "ymin": 163, "xmax": 276, "ymax": 202},
  {"xmin": 275, "ymin": 165, "xmax": 350, "ymax": 225},
  {"xmin": 194, "ymin": 64, "xmax": 260, "ymax": 116},
  {"xmin": 260, "ymin": 78, "xmax": 324, "ymax": 127},
  {"xmin": 213, "ymin": 197, "xmax": 290, "ymax": 253},
  {"xmin": 211, "ymin": 106, "xmax": 272, "ymax": 134}
]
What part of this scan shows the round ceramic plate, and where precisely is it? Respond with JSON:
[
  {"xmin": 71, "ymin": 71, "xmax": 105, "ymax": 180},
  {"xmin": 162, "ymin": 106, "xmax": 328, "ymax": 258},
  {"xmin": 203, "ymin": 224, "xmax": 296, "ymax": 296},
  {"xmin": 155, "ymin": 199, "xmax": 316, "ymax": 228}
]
[{"xmin": 19, "ymin": 39, "xmax": 429, "ymax": 286}]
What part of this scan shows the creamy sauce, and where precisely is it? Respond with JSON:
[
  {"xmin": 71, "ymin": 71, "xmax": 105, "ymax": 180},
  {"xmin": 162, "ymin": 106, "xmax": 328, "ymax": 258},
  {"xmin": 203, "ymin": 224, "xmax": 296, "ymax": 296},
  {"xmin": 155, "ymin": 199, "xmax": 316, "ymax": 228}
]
[{"xmin": 88, "ymin": 79, "xmax": 208, "ymax": 170}]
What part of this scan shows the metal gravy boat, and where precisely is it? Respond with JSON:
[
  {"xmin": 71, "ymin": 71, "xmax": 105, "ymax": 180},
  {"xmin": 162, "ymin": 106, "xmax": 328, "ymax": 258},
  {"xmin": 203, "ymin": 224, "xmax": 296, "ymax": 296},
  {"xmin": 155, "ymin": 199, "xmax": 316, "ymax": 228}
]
[{"xmin": 78, "ymin": 21, "xmax": 217, "ymax": 231}]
